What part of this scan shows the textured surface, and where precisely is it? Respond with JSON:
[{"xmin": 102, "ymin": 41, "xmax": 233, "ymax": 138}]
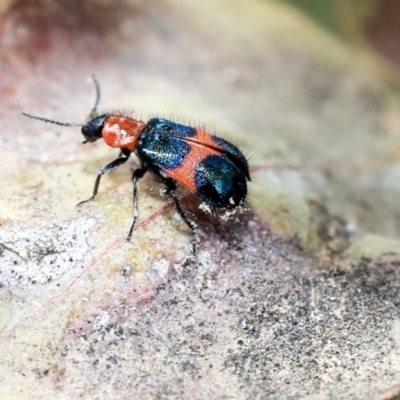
[{"xmin": 0, "ymin": 0, "xmax": 400, "ymax": 399}]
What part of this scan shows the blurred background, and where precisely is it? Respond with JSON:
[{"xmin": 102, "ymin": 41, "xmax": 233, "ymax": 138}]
[
  {"xmin": 286, "ymin": 0, "xmax": 400, "ymax": 86},
  {"xmin": 2, "ymin": 0, "xmax": 400, "ymax": 88}
]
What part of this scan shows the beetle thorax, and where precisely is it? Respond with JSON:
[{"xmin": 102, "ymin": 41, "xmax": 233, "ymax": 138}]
[{"xmin": 102, "ymin": 116, "xmax": 146, "ymax": 152}]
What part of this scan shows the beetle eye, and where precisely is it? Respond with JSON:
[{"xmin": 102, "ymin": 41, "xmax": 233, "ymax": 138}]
[{"xmin": 81, "ymin": 114, "xmax": 109, "ymax": 142}]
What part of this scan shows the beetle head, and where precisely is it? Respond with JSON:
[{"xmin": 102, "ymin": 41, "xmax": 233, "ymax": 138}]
[{"xmin": 81, "ymin": 114, "xmax": 110, "ymax": 143}]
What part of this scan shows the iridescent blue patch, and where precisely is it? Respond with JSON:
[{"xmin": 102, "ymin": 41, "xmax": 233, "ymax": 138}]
[
  {"xmin": 195, "ymin": 155, "xmax": 247, "ymax": 208},
  {"xmin": 147, "ymin": 118, "xmax": 196, "ymax": 138},
  {"xmin": 138, "ymin": 132, "xmax": 190, "ymax": 170},
  {"xmin": 212, "ymin": 136, "xmax": 250, "ymax": 179}
]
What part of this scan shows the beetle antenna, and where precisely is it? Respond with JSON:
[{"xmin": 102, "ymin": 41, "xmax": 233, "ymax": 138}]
[
  {"xmin": 21, "ymin": 112, "xmax": 82, "ymax": 127},
  {"xmin": 89, "ymin": 73, "xmax": 101, "ymax": 119},
  {"xmin": 22, "ymin": 74, "xmax": 101, "ymax": 126}
]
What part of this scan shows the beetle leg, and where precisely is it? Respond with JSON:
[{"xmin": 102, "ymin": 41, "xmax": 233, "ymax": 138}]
[
  {"xmin": 163, "ymin": 179, "xmax": 197, "ymax": 256},
  {"xmin": 77, "ymin": 157, "xmax": 129, "ymax": 206},
  {"xmin": 127, "ymin": 168, "xmax": 147, "ymax": 239}
]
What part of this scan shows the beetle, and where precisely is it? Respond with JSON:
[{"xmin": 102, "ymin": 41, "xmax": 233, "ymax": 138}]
[{"xmin": 22, "ymin": 76, "xmax": 250, "ymax": 255}]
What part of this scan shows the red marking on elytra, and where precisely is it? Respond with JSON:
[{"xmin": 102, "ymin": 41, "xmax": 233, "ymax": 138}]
[
  {"xmin": 163, "ymin": 140, "xmax": 221, "ymax": 193},
  {"xmin": 188, "ymin": 129, "xmax": 223, "ymax": 150}
]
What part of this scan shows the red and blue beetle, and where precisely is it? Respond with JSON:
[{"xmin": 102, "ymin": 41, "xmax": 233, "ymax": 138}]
[{"xmin": 23, "ymin": 76, "xmax": 250, "ymax": 255}]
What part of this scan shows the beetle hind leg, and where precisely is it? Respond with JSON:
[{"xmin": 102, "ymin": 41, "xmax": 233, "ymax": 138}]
[{"xmin": 163, "ymin": 179, "xmax": 197, "ymax": 256}]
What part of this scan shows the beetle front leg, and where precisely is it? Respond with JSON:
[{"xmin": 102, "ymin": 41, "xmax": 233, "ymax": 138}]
[{"xmin": 77, "ymin": 157, "xmax": 129, "ymax": 207}]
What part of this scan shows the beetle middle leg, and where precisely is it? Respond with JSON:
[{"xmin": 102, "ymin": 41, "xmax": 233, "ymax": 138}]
[{"xmin": 127, "ymin": 168, "xmax": 147, "ymax": 239}]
